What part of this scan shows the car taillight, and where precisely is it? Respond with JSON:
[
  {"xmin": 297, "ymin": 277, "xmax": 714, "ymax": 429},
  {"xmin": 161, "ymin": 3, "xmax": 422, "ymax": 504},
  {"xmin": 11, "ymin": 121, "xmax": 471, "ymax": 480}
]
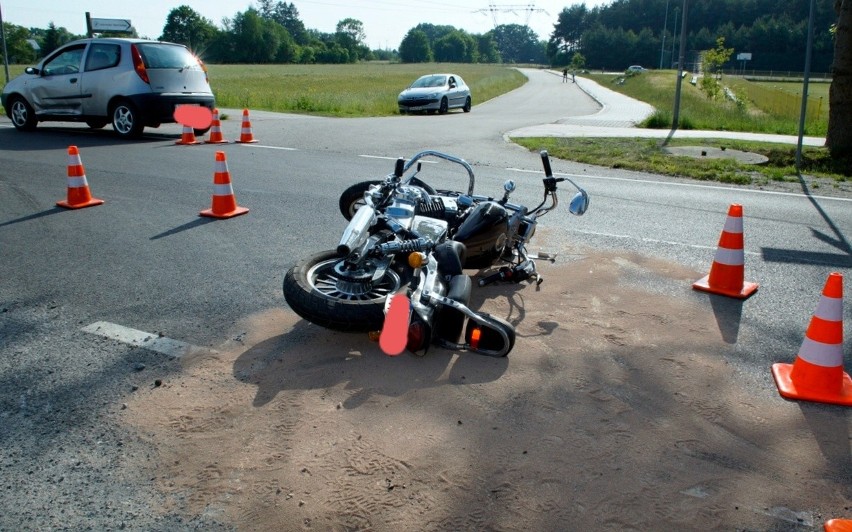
[{"xmin": 130, "ymin": 44, "xmax": 149, "ymax": 84}]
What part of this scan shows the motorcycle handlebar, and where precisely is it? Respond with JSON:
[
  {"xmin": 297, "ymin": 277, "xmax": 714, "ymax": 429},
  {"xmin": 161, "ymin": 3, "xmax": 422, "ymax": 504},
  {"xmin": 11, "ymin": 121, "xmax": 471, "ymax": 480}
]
[
  {"xmin": 540, "ymin": 150, "xmax": 553, "ymax": 178},
  {"xmin": 478, "ymin": 266, "xmax": 512, "ymax": 287},
  {"xmin": 399, "ymin": 150, "xmax": 475, "ymax": 196},
  {"xmin": 377, "ymin": 237, "xmax": 433, "ymax": 256},
  {"xmin": 394, "ymin": 157, "xmax": 405, "ymax": 178}
]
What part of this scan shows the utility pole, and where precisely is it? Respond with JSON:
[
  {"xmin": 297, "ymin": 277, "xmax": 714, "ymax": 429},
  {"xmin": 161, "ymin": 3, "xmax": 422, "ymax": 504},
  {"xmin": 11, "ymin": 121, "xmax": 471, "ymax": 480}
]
[
  {"xmin": 672, "ymin": 0, "xmax": 689, "ymax": 130},
  {"xmin": 796, "ymin": 0, "xmax": 817, "ymax": 170},
  {"xmin": 659, "ymin": 0, "xmax": 669, "ymax": 69},
  {"xmin": 670, "ymin": 8, "xmax": 678, "ymax": 68}
]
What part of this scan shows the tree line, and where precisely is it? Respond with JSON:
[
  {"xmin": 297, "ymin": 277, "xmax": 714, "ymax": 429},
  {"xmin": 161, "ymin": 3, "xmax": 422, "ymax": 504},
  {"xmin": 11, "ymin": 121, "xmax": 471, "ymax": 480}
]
[
  {"xmin": 550, "ymin": 0, "xmax": 838, "ymax": 72},
  {"xmin": 0, "ymin": 2, "xmax": 545, "ymax": 66}
]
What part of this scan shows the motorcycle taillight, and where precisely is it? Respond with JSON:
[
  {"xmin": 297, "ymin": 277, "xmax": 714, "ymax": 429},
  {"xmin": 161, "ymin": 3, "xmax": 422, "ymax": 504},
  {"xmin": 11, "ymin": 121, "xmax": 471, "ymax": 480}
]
[
  {"xmin": 407, "ymin": 320, "xmax": 428, "ymax": 352},
  {"xmin": 469, "ymin": 327, "xmax": 482, "ymax": 349}
]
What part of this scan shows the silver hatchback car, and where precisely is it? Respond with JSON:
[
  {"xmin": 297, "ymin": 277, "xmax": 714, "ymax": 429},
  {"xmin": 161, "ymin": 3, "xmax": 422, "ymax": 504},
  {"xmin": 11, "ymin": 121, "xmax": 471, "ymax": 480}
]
[
  {"xmin": 398, "ymin": 73, "xmax": 472, "ymax": 114},
  {"xmin": 1, "ymin": 37, "xmax": 215, "ymax": 138}
]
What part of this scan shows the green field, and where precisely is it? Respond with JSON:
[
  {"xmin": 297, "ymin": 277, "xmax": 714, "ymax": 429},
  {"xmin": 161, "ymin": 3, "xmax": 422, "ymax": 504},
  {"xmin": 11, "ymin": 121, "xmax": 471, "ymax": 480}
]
[
  {"xmin": 206, "ymin": 63, "xmax": 526, "ymax": 117},
  {"xmin": 2, "ymin": 63, "xmax": 527, "ymax": 118}
]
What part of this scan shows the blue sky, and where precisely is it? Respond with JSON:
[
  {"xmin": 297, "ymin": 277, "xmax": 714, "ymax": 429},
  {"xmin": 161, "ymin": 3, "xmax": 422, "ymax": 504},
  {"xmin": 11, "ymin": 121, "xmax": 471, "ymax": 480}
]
[{"xmin": 2, "ymin": 0, "xmax": 614, "ymax": 49}]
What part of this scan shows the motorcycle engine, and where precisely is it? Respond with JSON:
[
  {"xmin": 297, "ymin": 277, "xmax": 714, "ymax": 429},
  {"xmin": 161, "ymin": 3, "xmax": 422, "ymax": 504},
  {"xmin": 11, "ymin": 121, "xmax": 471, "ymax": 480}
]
[{"xmin": 385, "ymin": 185, "xmax": 430, "ymax": 231}]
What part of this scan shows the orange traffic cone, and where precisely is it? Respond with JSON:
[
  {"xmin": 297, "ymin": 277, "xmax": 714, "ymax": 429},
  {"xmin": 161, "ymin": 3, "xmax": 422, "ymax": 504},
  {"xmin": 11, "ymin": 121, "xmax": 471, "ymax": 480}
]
[
  {"xmin": 692, "ymin": 203, "xmax": 758, "ymax": 299},
  {"xmin": 825, "ymin": 519, "xmax": 852, "ymax": 532},
  {"xmin": 771, "ymin": 272, "xmax": 851, "ymax": 406},
  {"xmin": 57, "ymin": 146, "xmax": 104, "ymax": 209},
  {"xmin": 205, "ymin": 109, "xmax": 228, "ymax": 144},
  {"xmin": 175, "ymin": 124, "xmax": 201, "ymax": 145},
  {"xmin": 199, "ymin": 151, "xmax": 249, "ymax": 219},
  {"xmin": 234, "ymin": 108, "xmax": 258, "ymax": 144}
]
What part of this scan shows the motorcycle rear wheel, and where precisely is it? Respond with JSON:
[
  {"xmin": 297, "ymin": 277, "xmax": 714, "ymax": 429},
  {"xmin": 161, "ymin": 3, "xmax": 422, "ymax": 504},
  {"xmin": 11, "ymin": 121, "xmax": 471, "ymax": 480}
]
[
  {"xmin": 283, "ymin": 250, "xmax": 401, "ymax": 332},
  {"xmin": 339, "ymin": 179, "xmax": 436, "ymax": 220}
]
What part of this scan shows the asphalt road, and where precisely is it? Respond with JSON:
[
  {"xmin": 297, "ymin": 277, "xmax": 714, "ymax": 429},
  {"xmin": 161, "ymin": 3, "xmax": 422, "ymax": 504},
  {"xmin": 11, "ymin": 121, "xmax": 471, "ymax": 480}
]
[{"xmin": 1, "ymin": 68, "xmax": 850, "ymax": 529}]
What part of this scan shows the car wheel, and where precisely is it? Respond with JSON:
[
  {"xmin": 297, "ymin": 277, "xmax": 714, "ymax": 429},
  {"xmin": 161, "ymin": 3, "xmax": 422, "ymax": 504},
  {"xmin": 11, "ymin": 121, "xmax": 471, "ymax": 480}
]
[
  {"xmin": 111, "ymin": 100, "xmax": 144, "ymax": 139},
  {"xmin": 86, "ymin": 120, "xmax": 108, "ymax": 129},
  {"xmin": 463, "ymin": 96, "xmax": 472, "ymax": 113},
  {"xmin": 9, "ymin": 96, "xmax": 37, "ymax": 131},
  {"xmin": 438, "ymin": 97, "xmax": 448, "ymax": 115}
]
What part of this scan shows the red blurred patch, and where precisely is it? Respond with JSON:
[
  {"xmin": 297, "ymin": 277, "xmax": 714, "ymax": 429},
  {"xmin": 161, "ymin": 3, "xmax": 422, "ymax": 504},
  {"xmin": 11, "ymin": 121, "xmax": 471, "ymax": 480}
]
[
  {"xmin": 173, "ymin": 105, "xmax": 213, "ymax": 129},
  {"xmin": 380, "ymin": 294, "xmax": 410, "ymax": 356}
]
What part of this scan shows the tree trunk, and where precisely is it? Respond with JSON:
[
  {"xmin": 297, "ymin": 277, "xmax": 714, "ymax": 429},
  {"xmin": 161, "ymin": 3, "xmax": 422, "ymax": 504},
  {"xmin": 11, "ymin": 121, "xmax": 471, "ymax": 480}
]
[{"xmin": 826, "ymin": 0, "xmax": 852, "ymax": 159}]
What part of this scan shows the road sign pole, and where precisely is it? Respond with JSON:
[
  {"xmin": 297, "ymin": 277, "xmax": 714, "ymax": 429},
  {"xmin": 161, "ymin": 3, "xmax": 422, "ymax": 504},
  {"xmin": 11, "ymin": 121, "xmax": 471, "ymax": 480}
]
[{"xmin": 796, "ymin": 0, "xmax": 817, "ymax": 170}]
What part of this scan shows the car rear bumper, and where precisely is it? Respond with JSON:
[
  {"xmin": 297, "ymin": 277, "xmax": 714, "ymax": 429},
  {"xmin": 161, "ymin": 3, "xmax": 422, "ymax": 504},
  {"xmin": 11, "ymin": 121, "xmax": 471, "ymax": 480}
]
[
  {"xmin": 128, "ymin": 93, "xmax": 215, "ymax": 124},
  {"xmin": 398, "ymin": 98, "xmax": 440, "ymax": 111}
]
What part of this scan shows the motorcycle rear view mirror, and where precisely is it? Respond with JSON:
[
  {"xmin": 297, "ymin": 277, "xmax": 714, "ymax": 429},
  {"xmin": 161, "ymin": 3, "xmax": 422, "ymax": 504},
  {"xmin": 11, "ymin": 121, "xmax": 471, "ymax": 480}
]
[{"xmin": 568, "ymin": 189, "xmax": 589, "ymax": 216}]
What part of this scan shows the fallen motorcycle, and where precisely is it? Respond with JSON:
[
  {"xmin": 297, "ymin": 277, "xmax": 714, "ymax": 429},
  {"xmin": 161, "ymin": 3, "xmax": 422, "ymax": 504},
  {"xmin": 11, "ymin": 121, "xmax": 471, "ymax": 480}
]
[{"xmin": 283, "ymin": 149, "xmax": 589, "ymax": 357}]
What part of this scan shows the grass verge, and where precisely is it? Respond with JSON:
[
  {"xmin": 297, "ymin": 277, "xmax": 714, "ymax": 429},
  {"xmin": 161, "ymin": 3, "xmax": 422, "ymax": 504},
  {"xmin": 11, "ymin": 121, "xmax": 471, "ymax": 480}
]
[
  {"xmin": 587, "ymin": 71, "xmax": 828, "ymax": 136},
  {"xmin": 512, "ymin": 136, "xmax": 849, "ymax": 189}
]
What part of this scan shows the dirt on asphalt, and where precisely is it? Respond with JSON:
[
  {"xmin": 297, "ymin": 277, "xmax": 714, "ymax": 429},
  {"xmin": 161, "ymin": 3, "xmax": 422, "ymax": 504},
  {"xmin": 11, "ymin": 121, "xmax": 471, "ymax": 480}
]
[{"xmin": 123, "ymin": 248, "xmax": 852, "ymax": 531}]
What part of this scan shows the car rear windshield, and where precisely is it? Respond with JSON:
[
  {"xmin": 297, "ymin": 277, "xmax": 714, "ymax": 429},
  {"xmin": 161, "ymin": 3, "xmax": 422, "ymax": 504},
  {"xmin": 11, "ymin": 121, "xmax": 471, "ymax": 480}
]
[
  {"xmin": 411, "ymin": 75, "xmax": 447, "ymax": 88},
  {"xmin": 136, "ymin": 43, "xmax": 199, "ymax": 70}
]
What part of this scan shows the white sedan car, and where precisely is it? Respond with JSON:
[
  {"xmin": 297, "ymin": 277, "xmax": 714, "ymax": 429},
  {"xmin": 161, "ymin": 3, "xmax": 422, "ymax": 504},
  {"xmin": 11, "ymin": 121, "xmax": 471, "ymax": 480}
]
[{"xmin": 398, "ymin": 73, "xmax": 472, "ymax": 114}]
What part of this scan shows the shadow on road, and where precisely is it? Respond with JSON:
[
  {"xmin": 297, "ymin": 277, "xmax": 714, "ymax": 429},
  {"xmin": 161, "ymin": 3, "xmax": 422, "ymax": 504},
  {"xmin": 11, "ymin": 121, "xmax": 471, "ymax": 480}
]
[
  {"xmin": 150, "ymin": 217, "xmax": 217, "ymax": 240},
  {"xmin": 760, "ymin": 172, "xmax": 852, "ymax": 268},
  {"xmin": 0, "ymin": 206, "xmax": 65, "ymax": 228}
]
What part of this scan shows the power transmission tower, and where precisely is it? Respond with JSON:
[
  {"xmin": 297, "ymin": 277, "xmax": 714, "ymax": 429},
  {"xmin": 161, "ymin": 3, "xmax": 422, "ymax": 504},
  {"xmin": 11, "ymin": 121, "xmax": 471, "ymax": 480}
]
[{"xmin": 474, "ymin": 3, "xmax": 548, "ymax": 29}]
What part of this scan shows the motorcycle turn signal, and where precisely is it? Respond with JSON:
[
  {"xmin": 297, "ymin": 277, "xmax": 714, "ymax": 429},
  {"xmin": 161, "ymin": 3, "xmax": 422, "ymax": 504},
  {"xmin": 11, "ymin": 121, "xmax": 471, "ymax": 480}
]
[{"xmin": 408, "ymin": 252, "xmax": 427, "ymax": 268}]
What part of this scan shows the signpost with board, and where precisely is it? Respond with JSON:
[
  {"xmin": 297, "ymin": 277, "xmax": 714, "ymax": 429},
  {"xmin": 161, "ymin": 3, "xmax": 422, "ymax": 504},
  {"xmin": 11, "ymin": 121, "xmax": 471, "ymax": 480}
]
[
  {"xmin": 737, "ymin": 52, "xmax": 752, "ymax": 74},
  {"xmin": 85, "ymin": 12, "xmax": 133, "ymax": 37}
]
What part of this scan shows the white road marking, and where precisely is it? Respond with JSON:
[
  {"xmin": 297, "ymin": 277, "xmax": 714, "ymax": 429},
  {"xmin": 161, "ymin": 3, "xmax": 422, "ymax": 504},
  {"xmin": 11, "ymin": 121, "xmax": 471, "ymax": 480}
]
[
  {"xmin": 359, "ymin": 154, "xmax": 397, "ymax": 161},
  {"xmin": 81, "ymin": 321, "xmax": 214, "ymax": 358},
  {"xmin": 244, "ymin": 144, "xmax": 297, "ymax": 151},
  {"xmin": 359, "ymin": 154, "xmax": 439, "ymax": 163},
  {"xmin": 506, "ymin": 167, "xmax": 852, "ymax": 203}
]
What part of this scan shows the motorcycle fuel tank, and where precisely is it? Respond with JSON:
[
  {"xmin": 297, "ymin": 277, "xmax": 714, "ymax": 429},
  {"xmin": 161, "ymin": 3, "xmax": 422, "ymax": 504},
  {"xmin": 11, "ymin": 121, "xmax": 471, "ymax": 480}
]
[{"xmin": 453, "ymin": 201, "xmax": 509, "ymax": 267}]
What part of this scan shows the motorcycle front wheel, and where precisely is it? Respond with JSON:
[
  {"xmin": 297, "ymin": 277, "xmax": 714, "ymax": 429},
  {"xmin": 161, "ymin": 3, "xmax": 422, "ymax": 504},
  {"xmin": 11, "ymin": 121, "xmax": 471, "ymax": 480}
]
[{"xmin": 283, "ymin": 250, "xmax": 402, "ymax": 332}]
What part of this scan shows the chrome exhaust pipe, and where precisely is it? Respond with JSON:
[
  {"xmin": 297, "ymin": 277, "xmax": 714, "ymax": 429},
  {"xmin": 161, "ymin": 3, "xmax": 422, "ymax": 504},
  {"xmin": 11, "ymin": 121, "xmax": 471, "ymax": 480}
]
[{"xmin": 337, "ymin": 205, "xmax": 376, "ymax": 256}]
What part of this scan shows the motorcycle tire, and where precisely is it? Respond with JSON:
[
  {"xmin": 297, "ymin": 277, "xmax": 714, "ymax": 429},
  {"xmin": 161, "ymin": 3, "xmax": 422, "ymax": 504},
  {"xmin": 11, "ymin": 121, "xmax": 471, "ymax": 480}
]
[
  {"xmin": 339, "ymin": 178, "xmax": 437, "ymax": 220},
  {"xmin": 283, "ymin": 250, "xmax": 402, "ymax": 332}
]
